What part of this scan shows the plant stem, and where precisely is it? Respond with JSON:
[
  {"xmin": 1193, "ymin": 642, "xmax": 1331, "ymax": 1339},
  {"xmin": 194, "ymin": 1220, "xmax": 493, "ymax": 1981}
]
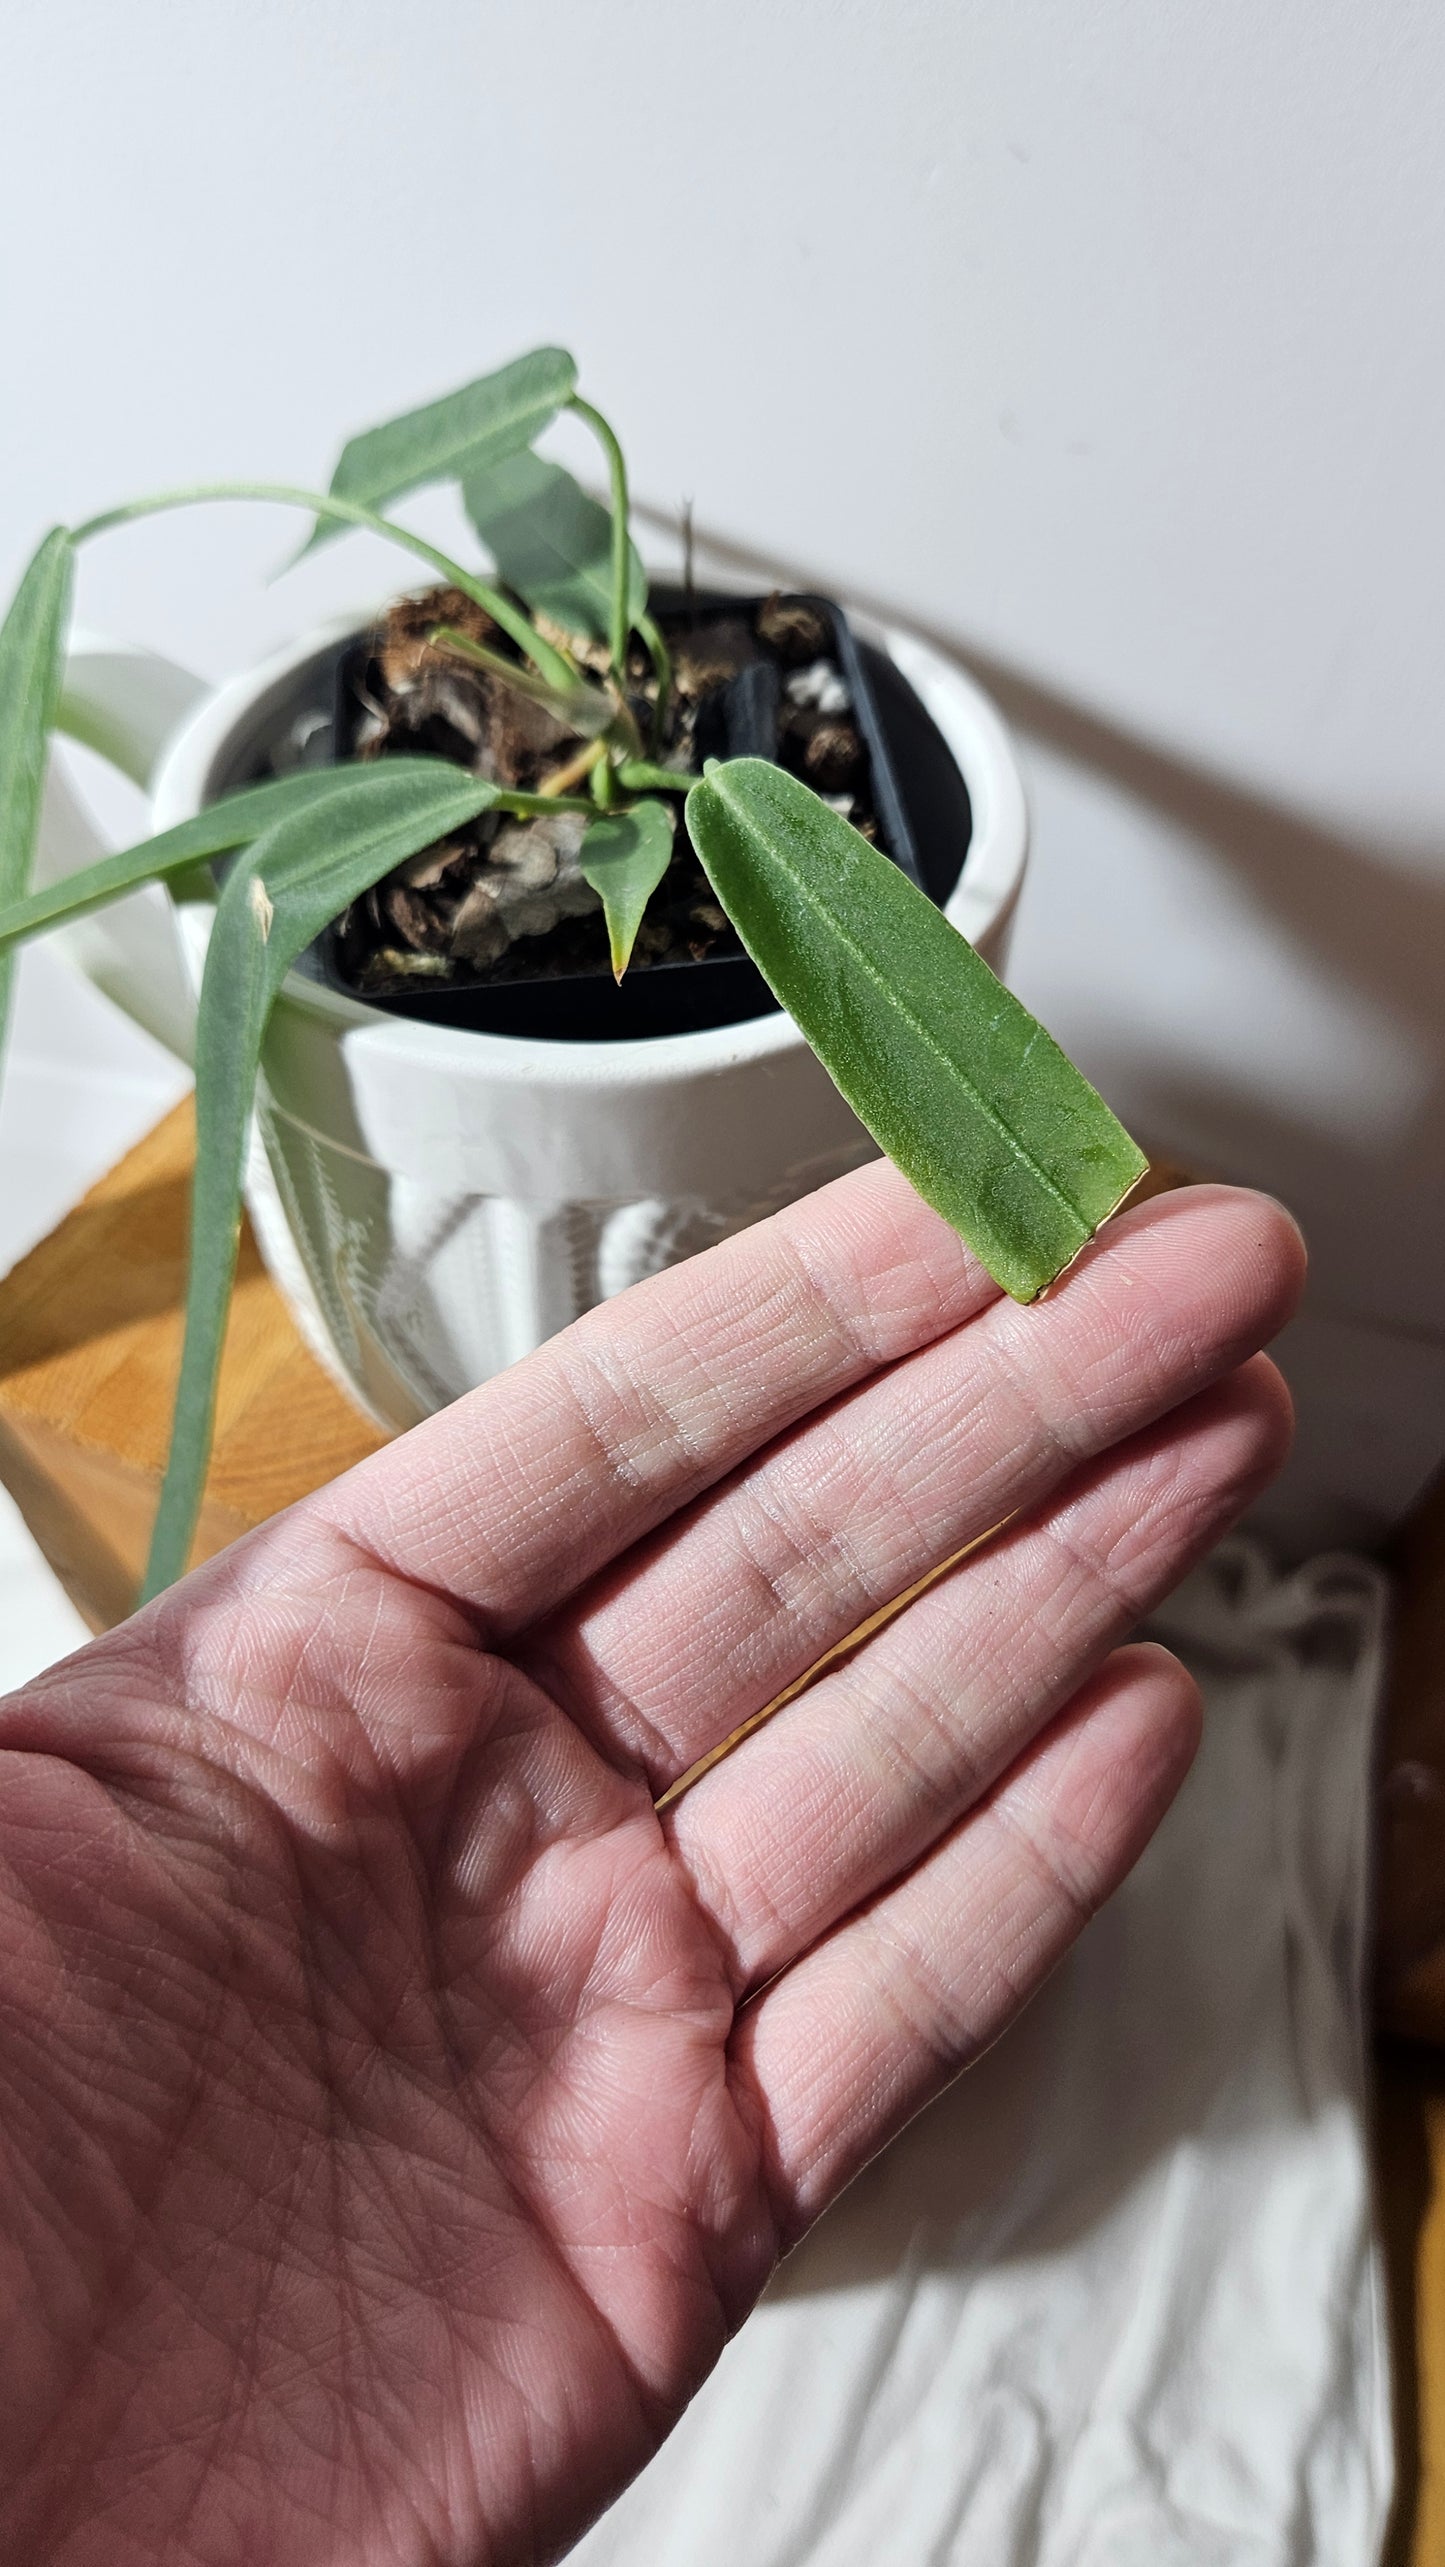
[
  {"xmin": 566, "ymin": 396, "xmax": 631, "ymax": 681},
  {"xmin": 491, "ymin": 786, "xmax": 597, "ymax": 817},
  {"xmin": 72, "ymin": 483, "xmax": 578, "ymax": 692},
  {"xmin": 682, "ymin": 497, "xmax": 696, "ymax": 618},
  {"xmin": 615, "ymin": 760, "xmax": 693, "ymax": 795},
  {"xmin": 536, "ymin": 738, "xmax": 605, "ymax": 797},
  {"xmin": 430, "ymin": 625, "xmax": 615, "ymax": 735},
  {"xmin": 635, "ymin": 611, "xmax": 672, "ymax": 752}
]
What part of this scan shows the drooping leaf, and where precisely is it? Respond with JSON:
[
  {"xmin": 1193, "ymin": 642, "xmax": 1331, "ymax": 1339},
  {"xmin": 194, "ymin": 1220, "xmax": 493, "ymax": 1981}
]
[
  {"xmin": 0, "ymin": 761, "xmax": 453, "ymax": 953},
  {"xmin": 0, "ymin": 527, "xmax": 74, "ymax": 1052},
  {"xmin": 247, "ymin": 766, "xmax": 505, "ymax": 999},
  {"xmin": 302, "ymin": 347, "xmax": 577, "ymax": 553},
  {"xmin": 140, "ymin": 856, "xmax": 277, "ymax": 1606},
  {"xmin": 463, "ymin": 451, "xmax": 648, "ymax": 643},
  {"xmin": 141, "ymin": 762, "xmax": 501, "ymax": 1600},
  {"xmin": 685, "ymin": 759, "xmax": 1147, "ymax": 1301},
  {"xmin": 579, "ymin": 800, "xmax": 675, "ymax": 979}
]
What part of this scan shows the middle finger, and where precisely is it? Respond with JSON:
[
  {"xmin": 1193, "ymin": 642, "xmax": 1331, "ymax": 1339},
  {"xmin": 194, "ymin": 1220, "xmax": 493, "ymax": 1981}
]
[
  {"xmin": 667, "ymin": 1360, "xmax": 1287, "ymax": 1991},
  {"xmin": 519, "ymin": 1187, "xmax": 1301, "ymax": 1785}
]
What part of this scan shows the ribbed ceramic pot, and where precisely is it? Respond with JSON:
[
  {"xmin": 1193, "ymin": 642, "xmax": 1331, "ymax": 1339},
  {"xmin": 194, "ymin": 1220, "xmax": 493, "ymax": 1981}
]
[{"xmin": 54, "ymin": 608, "xmax": 1029, "ymax": 1432}]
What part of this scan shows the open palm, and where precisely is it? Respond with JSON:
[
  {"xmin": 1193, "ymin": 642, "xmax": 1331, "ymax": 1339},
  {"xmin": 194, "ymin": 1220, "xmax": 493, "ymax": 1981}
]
[{"xmin": 0, "ymin": 1164, "xmax": 1301, "ymax": 2567}]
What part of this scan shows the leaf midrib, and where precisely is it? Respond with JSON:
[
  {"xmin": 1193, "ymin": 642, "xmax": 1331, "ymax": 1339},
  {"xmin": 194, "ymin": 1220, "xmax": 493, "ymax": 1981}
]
[{"xmin": 710, "ymin": 774, "xmax": 1094, "ymax": 1235}]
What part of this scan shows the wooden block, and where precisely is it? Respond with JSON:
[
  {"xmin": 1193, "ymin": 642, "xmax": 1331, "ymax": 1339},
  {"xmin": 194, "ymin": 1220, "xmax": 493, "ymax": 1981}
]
[
  {"xmin": 1377, "ymin": 1471, "xmax": 1445, "ymax": 2044},
  {"xmin": 1376, "ymin": 2042, "xmax": 1445, "ymax": 2567},
  {"xmin": 0, "ymin": 1099, "xmax": 387, "ymax": 1631}
]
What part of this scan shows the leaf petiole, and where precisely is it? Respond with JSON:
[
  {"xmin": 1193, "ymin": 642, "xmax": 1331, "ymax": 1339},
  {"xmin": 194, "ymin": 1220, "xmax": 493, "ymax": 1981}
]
[
  {"xmin": 428, "ymin": 624, "xmax": 616, "ymax": 736},
  {"xmin": 615, "ymin": 760, "xmax": 693, "ymax": 795},
  {"xmin": 636, "ymin": 611, "xmax": 672, "ymax": 751},
  {"xmin": 566, "ymin": 395, "xmax": 633, "ymax": 683},
  {"xmin": 535, "ymin": 738, "xmax": 606, "ymax": 798},
  {"xmin": 72, "ymin": 483, "xmax": 578, "ymax": 692},
  {"xmin": 490, "ymin": 786, "xmax": 597, "ymax": 818},
  {"xmin": 0, "ymin": 529, "xmax": 74, "ymax": 1067}
]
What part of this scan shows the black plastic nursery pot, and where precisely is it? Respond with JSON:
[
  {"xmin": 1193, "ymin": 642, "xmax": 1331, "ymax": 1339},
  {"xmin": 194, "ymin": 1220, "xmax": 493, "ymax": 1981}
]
[{"xmin": 255, "ymin": 588, "xmax": 974, "ymax": 1045}]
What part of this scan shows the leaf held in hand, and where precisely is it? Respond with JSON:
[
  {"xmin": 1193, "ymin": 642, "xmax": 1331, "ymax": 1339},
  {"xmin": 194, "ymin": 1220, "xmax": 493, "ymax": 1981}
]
[
  {"xmin": 580, "ymin": 800, "xmax": 675, "ymax": 979},
  {"xmin": 0, "ymin": 527, "xmax": 74, "ymax": 1049},
  {"xmin": 141, "ymin": 761, "xmax": 501, "ymax": 1602},
  {"xmin": 685, "ymin": 759, "xmax": 1147, "ymax": 1301},
  {"xmin": 463, "ymin": 451, "xmax": 648, "ymax": 642},
  {"xmin": 305, "ymin": 347, "xmax": 578, "ymax": 553}
]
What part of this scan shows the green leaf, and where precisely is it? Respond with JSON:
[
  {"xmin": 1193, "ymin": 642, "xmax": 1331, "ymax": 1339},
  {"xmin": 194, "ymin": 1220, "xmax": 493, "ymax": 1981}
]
[
  {"xmin": 141, "ymin": 762, "xmax": 500, "ymax": 1601},
  {"xmin": 74, "ymin": 476, "xmax": 581, "ymax": 694},
  {"xmin": 141, "ymin": 855, "xmax": 277, "ymax": 1606},
  {"xmin": 463, "ymin": 451, "xmax": 648, "ymax": 642},
  {"xmin": 0, "ymin": 527, "xmax": 74, "ymax": 1053},
  {"xmin": 579, "ymin": 801, "xmax": 675, "ymax": 979},
  {"xmin": 248, "ymin": 765, "xmax": 504, "ymax": 999},
  {"xmin": 304, "ymin": 347, "xmax": 577, "ymax": 553},
  {"xmin": 685, "ymin": 760, "xmax": 1147, "ymax": 1301},
  {"xmin": 0, "ymin": 761, "xmax": 454, "ymax": 953}
]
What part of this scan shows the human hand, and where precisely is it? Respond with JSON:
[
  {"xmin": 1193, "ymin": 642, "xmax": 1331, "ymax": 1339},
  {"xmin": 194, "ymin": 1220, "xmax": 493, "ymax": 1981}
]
[{"xmin": 0, "ymin": 1165, "xmax": 1301, "ymax": 2566}]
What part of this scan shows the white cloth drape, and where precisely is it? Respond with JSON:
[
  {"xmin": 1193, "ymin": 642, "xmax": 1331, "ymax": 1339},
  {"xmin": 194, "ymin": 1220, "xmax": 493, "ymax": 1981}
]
[{"xmin": 572, "ymin": 1543, "xmax": 1392, "ymax": 2567}]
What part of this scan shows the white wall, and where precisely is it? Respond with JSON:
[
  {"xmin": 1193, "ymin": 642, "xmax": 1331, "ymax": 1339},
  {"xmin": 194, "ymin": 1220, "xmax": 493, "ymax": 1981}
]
[{"xmin": 4, "ymin": 0, "xmax": 1443, "ymax": 1547}]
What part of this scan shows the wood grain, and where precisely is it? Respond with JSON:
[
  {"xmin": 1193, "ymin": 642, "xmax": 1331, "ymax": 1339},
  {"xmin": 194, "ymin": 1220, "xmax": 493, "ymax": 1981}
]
[
  {"xmin": 0, "ymin": 1097, "xmax": 386, "ymax": 1628},
  {"xmin": 1375, "ymin": 1475, "xmax": 1445, "ymax": 2559},
  {"xmin": 1379, "ymin": 1472, "xmax": 1445, "ymax": 2044},
  {"xmin": 1377, "ymin": 2042, "xmax": 1445, "ymax": 2566}
]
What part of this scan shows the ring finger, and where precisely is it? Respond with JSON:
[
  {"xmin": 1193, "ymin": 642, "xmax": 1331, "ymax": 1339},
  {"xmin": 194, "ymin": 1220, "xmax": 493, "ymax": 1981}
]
[{"xmin": 663, "ymin": 1357, "xmax": 1288, "ymax": 1991}]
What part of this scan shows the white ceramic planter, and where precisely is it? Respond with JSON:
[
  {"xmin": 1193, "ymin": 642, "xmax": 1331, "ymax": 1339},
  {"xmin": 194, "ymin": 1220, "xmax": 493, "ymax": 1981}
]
[{"xmin": 52, "ymin": 608, "xmax": 1029, "ymax": 1433}]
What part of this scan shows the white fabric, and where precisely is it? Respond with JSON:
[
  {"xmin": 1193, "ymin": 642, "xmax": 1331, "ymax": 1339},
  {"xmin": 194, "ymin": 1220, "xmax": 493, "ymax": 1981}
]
[
  {"xmin": 571, "ymin": 1543, "xmax": 1392, "ymax": 2567},
  {"xmin": 0, "ymin": 943, "xmax": 183, "ymax": 1693},
  {"xmin": 0, "ymin": 1482, "xmax": 89, "ymax": 1695},
  {"xmin": 0, "ymin": 940, "xmax": 190, "ymax": 1287}
]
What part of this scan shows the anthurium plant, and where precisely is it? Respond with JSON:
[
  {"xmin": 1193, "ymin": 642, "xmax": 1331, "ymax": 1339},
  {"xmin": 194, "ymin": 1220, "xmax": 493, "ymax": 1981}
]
[{"xmin": 0, "ymin": 348, "xmax": 1146, "ymax": 1602}]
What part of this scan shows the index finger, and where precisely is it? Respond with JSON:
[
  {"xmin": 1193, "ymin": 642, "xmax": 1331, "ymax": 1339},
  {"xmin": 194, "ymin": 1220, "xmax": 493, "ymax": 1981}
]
[{"xmin": 316, "ymin": 1157, "xmax": 1001, "ymax": 1631}]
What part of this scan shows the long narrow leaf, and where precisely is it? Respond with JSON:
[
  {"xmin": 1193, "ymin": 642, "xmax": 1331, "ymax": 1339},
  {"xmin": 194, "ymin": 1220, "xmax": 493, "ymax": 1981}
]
[
  {"xmin": 303, "ymin": 348, "xmax": 577, "ymax": 554},
  {"xmin": 463, "ymin": 451, "xmax": 648, "ymax": 643},
  {"xmin": 0, "ymin": 527, "xmax": 74, "ymax": 1052},
  {"xmin": 579, "ymin": 802, "xmax": 675, "ymax": 979},
  {"xmin": 251, "ymin": 767, "xmax": 503, "ymax": 996},
  {"xmin": 141, "ymin": 763, "xmax": 502, "ymax": 1599},
  {"xmin": 685, "ymin": 760, "xmax": 1147, "ymax": 1301},
  {"xmin": 142, "ymin": 854, "xmax": 277, "ymax": 1601},
  {"xmin": 0, "ymin": 761, "xmax": 458, "ymax": 953}
]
